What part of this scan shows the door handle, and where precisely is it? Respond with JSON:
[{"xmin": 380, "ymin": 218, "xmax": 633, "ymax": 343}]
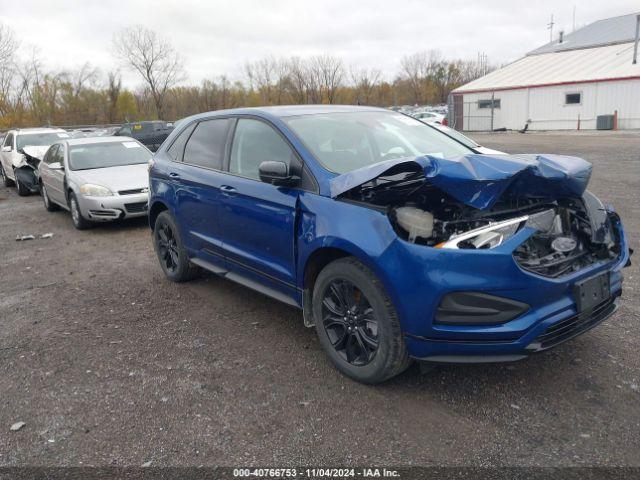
[
  {"xmin": 220, "ymin": 185, "xmax": 238, "ymax": 196},
  {"xmin": 169, "ymin": 172, "xmax": 180, "ymax": 178}
]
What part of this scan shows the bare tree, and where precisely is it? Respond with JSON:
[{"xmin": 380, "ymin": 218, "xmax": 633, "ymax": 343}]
[
  {"xmin": 285, "ymin": 57, "xmax": 309, "ymax": 104},
  {"xmin": 399, "ymin": 50, "xmax": 442, "ymax": 104},
  {"xmin": 309, "ymin": 55, "xmax": 344, "ymax": 104},
  {"xmin": 70, "ymin": 62, "xmax": 98, "ymax": 98},
  {"xmin": 0, "ymin": 23, "xmax": 18, "ymax": 116},
  {"xmin": 0, "ymin": 23, "xmax": 18, "ymax": 65},
  {"xmin": 350, "ymin": 66, "xmax": 381, "ymax": 105},
  {"xmin": 106, "ymin": 71, "xmax": 122, "ymax": 122},
  {"xmin": 113, "ymin": 25, "xmax": 185, "ymax": 119}
]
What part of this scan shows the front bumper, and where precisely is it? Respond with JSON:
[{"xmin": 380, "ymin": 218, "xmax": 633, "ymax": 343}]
[
  {"xmin": 384, "ymin": 214, "xmax": 630, "ymax": 362},
  {"xmin": 78, "ymin": 193, "xmax": 149, "ymax": 222}
]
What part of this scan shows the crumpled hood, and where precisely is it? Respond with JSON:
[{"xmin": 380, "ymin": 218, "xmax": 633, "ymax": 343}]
[
  {"xmin": 22, "ymin": 146, "xmax": 50, "ymax": 161},
  {"xmin": 329, "ymin": 153, "xmax": 592, "ymax": 210},
  {"xmin": 73, "ymin": 163, "xmax": 149, "ymax": 192}
]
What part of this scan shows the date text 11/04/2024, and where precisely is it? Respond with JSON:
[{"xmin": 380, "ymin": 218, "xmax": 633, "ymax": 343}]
[{"xmin": 232, "ymin": 468, "xmax": 400, "ymax": 477}]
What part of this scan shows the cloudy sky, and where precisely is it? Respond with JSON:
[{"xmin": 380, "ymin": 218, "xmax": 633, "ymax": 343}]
[{"xmin": 3, "ymin": 0, "xmax": 638, "ymax": 87}]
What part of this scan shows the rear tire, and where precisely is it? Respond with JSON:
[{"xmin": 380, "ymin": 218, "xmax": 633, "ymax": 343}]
[
  {"xmin": 312, "ymin": 257, "xmax": 411, "ymax": 384},
  {"xmin": 153, "ymin": 210, "xmax": 199, "ymax": 282},
  {"xmin": 0, "ymin": 163, "xmax": 14, "ymax": 187},
  {"xmin": 42, "ymin": 185, "xmax": 58, "ymax": 212},
  {"xmin": 69, "ymin": 192, "xmax": 92, "ymax": 230}
]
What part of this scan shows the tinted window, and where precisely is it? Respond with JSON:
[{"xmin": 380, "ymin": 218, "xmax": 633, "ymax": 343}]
[
  {"xmin": 283, "ymin": 111, "xmax": 472, "ymax": 174},
  {"xmin": 183, "ymin": 119, "xmax": 230, "ymax": 170},
  {"xmin": 68, "ymin": 141, "xmax": 151, "ymax": 171},
  {"xmin": 230, "ymin": 119, "xmax": 297, "ymax": 180},
  {"xmin": 167, "ymin": 123, "xmax": 197, "ymax": 162},
  {"xmin": 565, "ymin": 93, "xmax": 581, "ymax": 105},
  {"xmin": 478, "ymin": 99, "xmax": 500, "ymax": 109},
  {"xmin": 4, "ymin": 133, "xmax": 14, "ymax": 148}
]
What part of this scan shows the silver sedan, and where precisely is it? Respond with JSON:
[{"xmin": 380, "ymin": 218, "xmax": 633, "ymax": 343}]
[{"xmin": 39, "ymin": 137, "xmax": 152, "ymax": 230}]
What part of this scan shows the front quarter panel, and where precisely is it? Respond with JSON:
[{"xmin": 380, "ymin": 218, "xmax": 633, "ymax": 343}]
[{"xmin": 296, "ymin": 194, "xmax": 404, "ymax": 305}]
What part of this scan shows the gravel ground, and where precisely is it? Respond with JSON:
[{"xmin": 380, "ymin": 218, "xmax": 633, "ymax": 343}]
[{"xmin": 0, "ymin": 132, "xmax": 638, "ymax": 467}]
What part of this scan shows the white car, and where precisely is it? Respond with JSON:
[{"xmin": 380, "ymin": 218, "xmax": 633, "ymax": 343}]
[
  {"xmin": 0, "ymin": 128, "xmax": 70, "ymax": 195},
  {"xmin": 431, "ymin": 124, "xmax": 506, "ymax": 155},
  {"xmin": 412, "ymin": 111, "xmax": 445, "ymax": 124}
]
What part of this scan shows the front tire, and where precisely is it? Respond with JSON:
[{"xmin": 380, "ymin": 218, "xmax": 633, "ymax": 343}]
[
  {"xmin": 42, "ymin": 185, "xmax": 58, "ymax": 212},
  {"xmin": 15, "ymin": 172, "xmax": 30, "ymax": 196},
  {"xmin": 0, "ymin": 163, "xmax": 14, "ymax": 187},
  {"xmin": 153, "ymin": 211, "xmax": 199, "ymax": 282},
  {"xmin": 69, "ymin": 192, "xmax": 92, "ymax": 230},
  {"xmin": 312, "ymin": 257, "xmax": 411, "ymax": 384}
]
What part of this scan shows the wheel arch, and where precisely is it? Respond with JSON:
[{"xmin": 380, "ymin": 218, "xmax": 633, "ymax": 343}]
[
  {"xmin": 149, "ymin": 200, "xmax": 169, "ymax": 231},
  {"xmin": 300, "ymin": 241, "xmax": 399, "ymax": 328}
]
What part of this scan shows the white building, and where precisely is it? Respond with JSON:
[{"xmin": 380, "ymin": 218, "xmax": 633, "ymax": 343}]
[{"xmin": 451, "ymin": 13, "xmax": 640, "ymax": 131}]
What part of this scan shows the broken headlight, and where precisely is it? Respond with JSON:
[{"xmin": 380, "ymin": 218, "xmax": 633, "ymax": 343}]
[{"xmin": 435, "ymin": 215, "xmax": 528, "ymax": 250}]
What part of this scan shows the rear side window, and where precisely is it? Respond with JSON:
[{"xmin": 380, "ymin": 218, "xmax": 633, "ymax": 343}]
[
  {"xmin": 183, "ymin": 119, "xmax": 231, "ymax": 170},
  {"xmin": 229, "ymin": 119, "xmax": 297, "ymax": 180},
  {"xmin": 167, "ymin": 123, "xmax": 197, "ymax": 162}
]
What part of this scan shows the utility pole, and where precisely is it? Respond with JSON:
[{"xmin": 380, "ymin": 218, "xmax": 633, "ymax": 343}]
[{"xmin": 548, "ymin": 14, "xmax": 555, "ymax": 42}]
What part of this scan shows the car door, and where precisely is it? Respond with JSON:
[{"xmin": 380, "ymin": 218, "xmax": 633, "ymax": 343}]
[
  {"xmin": 46, "ymin": 144, "xmax": 67, "ymax": 205},
  {"xmin": 218, "ymin": 117, "xmax": 302, "ymax": 304},
  {"xmin": 170, "ymin": 117, "xmax": 233, "ymax": 271},
  {"xmin": 1, "ymin": 132, "xmax": 16, "ymax": 179},
  {"xmin": 39, "ymin": 144, "xmax": 56, "ymax": 198}
]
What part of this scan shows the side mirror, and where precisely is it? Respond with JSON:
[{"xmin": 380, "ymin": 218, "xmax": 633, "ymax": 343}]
[
  {"xmin": 2, "ymin": 145, "xmax": 11, "ymax": 152},
  {"xmin": 259, "ymin": 161, "xmax": 299, "ymax": 186},
  {"xmin": 49, "ymin": 162, "xmax": 64, "ymax": 170}
]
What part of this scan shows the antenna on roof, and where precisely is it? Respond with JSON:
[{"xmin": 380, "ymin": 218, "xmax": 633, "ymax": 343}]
[{"xmin": 547, "ymin": 14, "xmax": 555, "ymax": 42}]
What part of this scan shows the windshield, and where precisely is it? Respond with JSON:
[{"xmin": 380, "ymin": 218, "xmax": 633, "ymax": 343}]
[
  {"xmin": 434, "ymin": 125, "xmax": 479, "ymax": 149},
  {"xmin": 283, "ymin": 111, "xmax": 473, "ymax": 174},
  {"xmin": 17, "ymin": 132, "xmax": 69, "ymax": 150},
  {"xmin": 69, "ymin": 141, "xmax": 151, "ymax": 171}
]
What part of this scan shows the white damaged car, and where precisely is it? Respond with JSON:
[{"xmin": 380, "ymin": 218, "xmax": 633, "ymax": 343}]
[{"xmin": 0, "ymin": 128, "xmax": 70, "ymax": 195}]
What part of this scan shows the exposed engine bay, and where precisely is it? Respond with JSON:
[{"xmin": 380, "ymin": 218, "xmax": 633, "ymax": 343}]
[{"xmin": 341, "ymin": 167, "xmax": 620, "ymax": 278}]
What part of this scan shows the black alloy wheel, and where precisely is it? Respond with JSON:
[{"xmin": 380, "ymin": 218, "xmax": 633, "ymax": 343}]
[
  {"xmin": 153, "ymin": 211, "xmax": 199, "ymax": 282},
  {"xmin": 157, "ymin": 222, "xmax": 179, "ymax": 274},
  {"xmin": 321, "ymin": 279, "xmax": 379, "ymax": 366},
  {"xmin": 313, "ymin": 257, "xmax": 411, "ymax": 384}
]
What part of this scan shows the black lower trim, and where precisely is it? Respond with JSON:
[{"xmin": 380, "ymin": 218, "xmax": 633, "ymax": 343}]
[
  {"xmin": 435, "ymin": 291, "xmax": 529, "ymax": 326},
  {"xmin": 415, "ymin": 354, "xmax": 528, "ymax": 364},
  {"xmin": 526, "ymin": 292, "xmax": 621, "ymax": 352}
]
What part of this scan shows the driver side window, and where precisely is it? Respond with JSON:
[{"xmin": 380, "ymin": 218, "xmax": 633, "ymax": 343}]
[
  {"xmin": 43, "ymin": 145, "xmax": 59, "ymax": 164},
  {"xmin": 229, "ymin": 119, "xmax": 297, "ymax": 181},
  {"xmin": 54, "ymin": 145, "xmax": 65, "ymax": 165},
  {"xmin": 4, "ymin": 133, "xmax": 14, "ymax": 149}
]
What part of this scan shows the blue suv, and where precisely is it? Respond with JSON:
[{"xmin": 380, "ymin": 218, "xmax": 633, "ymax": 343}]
[{"xmin": 149, "ymin": 105, "xmax": 630, "ymax": 384}]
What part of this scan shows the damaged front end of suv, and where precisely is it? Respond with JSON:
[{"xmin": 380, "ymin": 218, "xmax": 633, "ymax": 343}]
[
  {"xmin": 330, "ymin": 152, "xmax": 630, "ymax": 363},
  {"xmin": 15, "ymin": 146, "xmax": 48, "ymax": 194}
]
